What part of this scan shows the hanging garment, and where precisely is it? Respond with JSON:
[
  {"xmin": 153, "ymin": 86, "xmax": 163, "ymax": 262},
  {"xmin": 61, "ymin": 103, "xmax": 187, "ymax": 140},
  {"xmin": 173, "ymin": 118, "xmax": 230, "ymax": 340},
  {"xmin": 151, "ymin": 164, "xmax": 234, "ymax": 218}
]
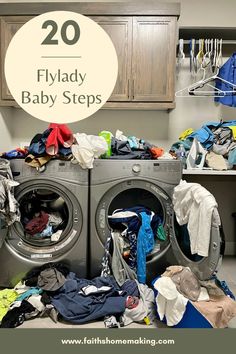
[
  {"xmin": 0, "ymin": 158, "xmax": 20, "ymax": 234},
  {"xmin": 173, "ymin": 180, "xmax": 221, "ymax": 257},
  {"xmin": 215, "ymin": 53, "xmax": 236, "ymax": 107},
  {"xmin": 100, "ymin": 233, "xmax": 112, "ymax": 277},
  {"xmin": 111, "ymin": 231, "xmax": 137, "ymax": 286},
  {"xmin": 153, "ymin": 277, "xmax": 188, "ymax": 326},
  {"xmin": 136, "ymin": 212, "xmax": 154, "ymax": 284}
]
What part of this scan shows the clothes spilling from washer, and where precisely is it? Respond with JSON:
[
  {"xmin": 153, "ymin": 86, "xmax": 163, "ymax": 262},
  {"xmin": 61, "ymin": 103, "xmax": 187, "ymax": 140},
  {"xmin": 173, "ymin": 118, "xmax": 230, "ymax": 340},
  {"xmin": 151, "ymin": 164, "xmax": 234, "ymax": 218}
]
[
  {"xmin": 20, "ymin": 189, "xmax": 68, "ymax": 243},
  {"xmin": 101, "ymin": 206, "xmax": 166, "ymax": 285}
]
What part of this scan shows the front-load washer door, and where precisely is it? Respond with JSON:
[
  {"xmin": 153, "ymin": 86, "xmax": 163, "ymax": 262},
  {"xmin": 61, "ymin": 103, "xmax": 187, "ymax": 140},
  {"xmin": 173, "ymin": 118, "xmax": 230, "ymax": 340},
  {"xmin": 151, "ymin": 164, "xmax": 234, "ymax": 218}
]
[
  {"xmin": 6, "ymin": 179, "xmax": 83, "ymax": 261},
  {"xmin": 95, "ymin": 179, "xmax": 173, "ymax": 280},
  {"xmin": 169, "ymin": 214, "xmax": 224, "ymax": 280}
]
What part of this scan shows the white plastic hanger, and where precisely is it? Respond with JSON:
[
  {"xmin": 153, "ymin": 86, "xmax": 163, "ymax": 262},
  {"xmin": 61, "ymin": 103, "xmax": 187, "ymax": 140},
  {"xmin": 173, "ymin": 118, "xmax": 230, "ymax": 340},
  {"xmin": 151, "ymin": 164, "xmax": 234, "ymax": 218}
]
[
  {"xmin": 177, "ymin": 39, "xmax": 185, "ymax": 74},
  {"xmin": 176, "ymin": 38, "xmax": 236, "ymax": 97}
]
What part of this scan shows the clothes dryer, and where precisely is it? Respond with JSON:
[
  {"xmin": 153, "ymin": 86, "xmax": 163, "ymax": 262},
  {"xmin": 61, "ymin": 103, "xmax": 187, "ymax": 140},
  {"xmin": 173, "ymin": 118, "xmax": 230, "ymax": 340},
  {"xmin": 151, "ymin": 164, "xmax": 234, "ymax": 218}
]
[
  {"xmin": 0, "ymin": 159, "xmax": 88, "ymax": 287},
  {"xmin": 89, "ymin": 160, "xmax": 224, "ymax": 283}
]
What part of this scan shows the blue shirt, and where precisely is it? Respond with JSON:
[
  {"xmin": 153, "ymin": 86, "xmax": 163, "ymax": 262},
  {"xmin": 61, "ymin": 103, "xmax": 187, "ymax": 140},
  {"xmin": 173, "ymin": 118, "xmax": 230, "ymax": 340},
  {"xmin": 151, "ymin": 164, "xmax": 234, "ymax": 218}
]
[{"xmin": 215, "ymin": 53, "xmax": 236, "ymax": 107}]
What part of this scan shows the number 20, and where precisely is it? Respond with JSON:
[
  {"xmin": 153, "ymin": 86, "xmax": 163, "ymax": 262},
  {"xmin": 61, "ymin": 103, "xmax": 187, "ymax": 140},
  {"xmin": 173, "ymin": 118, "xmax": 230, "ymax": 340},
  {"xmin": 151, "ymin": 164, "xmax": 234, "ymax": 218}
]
[{"xmin": 41, "ymin": 20, "xmax": 80, "ymax": 45}]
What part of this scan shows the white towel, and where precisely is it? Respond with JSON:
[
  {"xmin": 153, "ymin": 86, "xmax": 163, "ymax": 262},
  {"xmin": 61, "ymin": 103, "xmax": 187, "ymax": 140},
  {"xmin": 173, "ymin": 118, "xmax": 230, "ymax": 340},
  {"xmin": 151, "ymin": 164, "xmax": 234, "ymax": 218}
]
[{"xmin": 153, "ymin": 277, "xmax": 188, "ymax": 326}]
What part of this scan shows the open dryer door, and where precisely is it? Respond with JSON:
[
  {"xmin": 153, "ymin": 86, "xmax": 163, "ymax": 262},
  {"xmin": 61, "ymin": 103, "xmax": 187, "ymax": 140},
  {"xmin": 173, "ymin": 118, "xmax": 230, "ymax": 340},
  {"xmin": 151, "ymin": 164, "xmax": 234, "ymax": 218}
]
[{"xmin": 170, "ymin": 216, "xmax": 225, "ymax": 280}]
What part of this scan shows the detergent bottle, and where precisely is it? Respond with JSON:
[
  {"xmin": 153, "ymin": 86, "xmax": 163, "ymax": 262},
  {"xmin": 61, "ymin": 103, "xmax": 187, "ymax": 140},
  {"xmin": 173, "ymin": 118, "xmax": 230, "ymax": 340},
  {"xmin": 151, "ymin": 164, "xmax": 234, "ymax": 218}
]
[{"xmin": 177, "ymin": 144, "xmax": 186, "ymax": 168}]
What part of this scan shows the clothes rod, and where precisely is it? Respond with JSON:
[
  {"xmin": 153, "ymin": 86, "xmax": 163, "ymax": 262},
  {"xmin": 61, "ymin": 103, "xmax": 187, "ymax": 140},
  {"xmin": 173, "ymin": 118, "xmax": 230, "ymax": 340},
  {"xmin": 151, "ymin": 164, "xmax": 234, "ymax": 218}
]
[{"xmin": 179, "ymin": 40, "xmax": 236, "ymax": 45}]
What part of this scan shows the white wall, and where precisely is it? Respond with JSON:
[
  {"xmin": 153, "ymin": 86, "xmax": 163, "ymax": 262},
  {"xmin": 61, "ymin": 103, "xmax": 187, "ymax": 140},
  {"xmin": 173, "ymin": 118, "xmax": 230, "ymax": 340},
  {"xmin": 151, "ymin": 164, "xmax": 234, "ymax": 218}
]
[{"xmin": 0, "ymin": 107, "xmax": 13, "ymax": 152}]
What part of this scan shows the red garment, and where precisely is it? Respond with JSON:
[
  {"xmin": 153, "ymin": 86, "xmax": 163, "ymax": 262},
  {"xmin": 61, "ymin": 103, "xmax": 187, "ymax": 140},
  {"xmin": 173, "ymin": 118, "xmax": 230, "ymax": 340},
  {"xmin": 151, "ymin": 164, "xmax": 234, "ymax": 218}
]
[
  {"xmin": 25, "ymin": 211, "xmax": 49, "ymax": 235},
  {"xmin": 46, "ymin": 124, "xmax": 74, "ymax": 156},
  {"xmin": 150, "ymin": 147, "xmax": 164, "ymax": 159}
]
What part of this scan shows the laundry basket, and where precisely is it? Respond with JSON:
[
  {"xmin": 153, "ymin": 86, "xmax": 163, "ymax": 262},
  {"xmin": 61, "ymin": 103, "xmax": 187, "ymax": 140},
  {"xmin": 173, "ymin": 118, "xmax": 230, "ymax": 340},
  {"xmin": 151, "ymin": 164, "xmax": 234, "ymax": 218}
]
[{"xmin": 152, "ymin": 277, "xmax": 213, "ymax": 328}]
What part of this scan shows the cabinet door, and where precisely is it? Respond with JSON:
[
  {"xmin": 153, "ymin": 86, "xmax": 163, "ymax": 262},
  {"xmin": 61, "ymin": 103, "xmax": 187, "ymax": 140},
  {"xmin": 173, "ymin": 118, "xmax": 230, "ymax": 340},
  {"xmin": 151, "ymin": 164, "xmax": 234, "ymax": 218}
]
[
  {"xmin": 132, "ymin": 16, "xmax": 177, "ymax": 102},
  {"xmin": 91, "ymin": 16, "xmax": 132, "ymax": 101},
  {"xmin": 0, "ymin": 16, "xmax": 32, "ymax": 103}
]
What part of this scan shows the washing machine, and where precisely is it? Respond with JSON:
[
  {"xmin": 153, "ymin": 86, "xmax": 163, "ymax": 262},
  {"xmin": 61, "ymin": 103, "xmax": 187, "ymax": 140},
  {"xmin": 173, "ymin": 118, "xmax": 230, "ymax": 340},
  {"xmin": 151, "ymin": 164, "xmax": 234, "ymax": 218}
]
[
  {"xmin": 90, "ymin": 159, "xmax": 224, "ymax": 283},
  {"xmin": 0, "ymin": 159, "xmax": 88, "ymax": 287}
]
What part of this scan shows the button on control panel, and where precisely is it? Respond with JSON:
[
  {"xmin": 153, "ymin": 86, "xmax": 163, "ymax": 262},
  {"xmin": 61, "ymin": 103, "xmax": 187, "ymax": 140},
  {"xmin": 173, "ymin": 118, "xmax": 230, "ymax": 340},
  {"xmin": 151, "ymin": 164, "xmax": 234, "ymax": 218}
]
[{"xmin": 132, "ymin": 164, "xmax": 141, "ymax": 173}]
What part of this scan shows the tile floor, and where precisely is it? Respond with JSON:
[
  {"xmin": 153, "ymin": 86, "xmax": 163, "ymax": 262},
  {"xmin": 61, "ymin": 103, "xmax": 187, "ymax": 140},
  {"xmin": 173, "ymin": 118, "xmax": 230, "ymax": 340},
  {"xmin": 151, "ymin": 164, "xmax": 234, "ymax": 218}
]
[{"xmin": 19, "ymin": 256, "xmax": 236, "ymax": 329}]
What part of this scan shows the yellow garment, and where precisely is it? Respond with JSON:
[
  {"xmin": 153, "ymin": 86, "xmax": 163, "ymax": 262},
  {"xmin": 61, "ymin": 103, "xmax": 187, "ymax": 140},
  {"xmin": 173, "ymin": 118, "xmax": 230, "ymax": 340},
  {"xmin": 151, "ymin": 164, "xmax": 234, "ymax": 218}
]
[
  {"xmin": 179, "ymin": 128, "xmax": 194, "ymax": 141},
  {"xmin": 228, "ymin": 126, "xmax": 236, "ymax": 140},
  {"xmin": 0, "ymin": 289, "xmax": 18, "ymax": 321}
]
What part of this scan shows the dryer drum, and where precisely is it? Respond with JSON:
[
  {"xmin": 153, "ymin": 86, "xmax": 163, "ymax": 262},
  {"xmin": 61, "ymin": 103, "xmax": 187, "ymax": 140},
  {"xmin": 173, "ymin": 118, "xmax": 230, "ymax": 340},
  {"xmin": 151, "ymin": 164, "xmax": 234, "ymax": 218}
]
[
  {"xmin": 95, "ymin": 182, "xmax": 223, "ymax": 282},
  {"xmin": 94, "ymin": 180, "xmax": 173, "ymax": 281}
]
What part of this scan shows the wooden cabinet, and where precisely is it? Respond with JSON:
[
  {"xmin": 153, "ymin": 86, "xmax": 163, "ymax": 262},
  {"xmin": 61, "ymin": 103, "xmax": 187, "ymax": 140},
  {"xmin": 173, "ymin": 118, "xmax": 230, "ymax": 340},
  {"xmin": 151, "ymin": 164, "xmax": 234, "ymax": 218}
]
[
  {"xmin": 0, "ymin": 16, "xmax": 32, "ymax": 105},
  {"xmin": 92, "ymin": 17, "xmax": 132, "ymax": 102},
  {"xmin": 0, "ymin": 2, "xmax": 180, "ymax": 109},
  {"xmin": 132, "ymin": 17, "xmax": 176, "ymax": 103},
  {"xmin": 92, "ymin": 16, "xmax": 177, "ymax": 108}
]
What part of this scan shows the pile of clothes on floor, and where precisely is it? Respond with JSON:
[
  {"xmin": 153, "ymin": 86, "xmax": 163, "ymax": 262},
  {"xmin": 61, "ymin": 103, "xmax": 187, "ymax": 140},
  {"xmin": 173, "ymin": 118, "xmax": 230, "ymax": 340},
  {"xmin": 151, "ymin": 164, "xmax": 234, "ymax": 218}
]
[
  {"xmin": 20, "ymin": 190, "xmax": 67, "ymax": 243},
  {"xmin": 171, "ymin": 120, "xmax": 236, "ymax": 170},
  {"xmin": 102, "ymin": 206, "xmax": 166, "ymax": 285},
  {"xmin": 0, "ymin": 262, "xmax": 155, "ymax": 328},
  {"xmin": 0, "ymin": 125, "xmax": 171, "ymax": 171},
  {"xmin": 153, "ymin": 265, "xmax": 236, "ymax": 328}
]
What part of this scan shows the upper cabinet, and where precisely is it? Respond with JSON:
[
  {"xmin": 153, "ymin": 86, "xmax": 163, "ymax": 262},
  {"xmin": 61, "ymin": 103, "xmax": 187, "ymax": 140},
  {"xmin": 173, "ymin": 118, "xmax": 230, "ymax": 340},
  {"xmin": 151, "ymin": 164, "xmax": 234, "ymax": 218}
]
[
  {"xmin": 0, "ymin": 16, "xmax": 32, "ymax": 104},
  {"xmin": 92, "ymin": 16, "xmax": 132, "ymax": 102},
  {"xmin": 0, "ymin": 2, "xmax": 180, "ymax": 109},
  {"xmin": 93, "ymin": 16, "xmax": 177, "ymax": 108},
  {"xmin": 132, "ymin": 17, "xmax": 176, "ymax": 103}
]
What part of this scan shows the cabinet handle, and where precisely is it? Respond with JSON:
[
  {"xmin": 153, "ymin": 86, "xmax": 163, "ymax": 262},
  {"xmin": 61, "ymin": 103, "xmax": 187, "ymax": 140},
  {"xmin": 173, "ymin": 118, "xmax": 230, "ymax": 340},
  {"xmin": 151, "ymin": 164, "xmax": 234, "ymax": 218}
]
[
  {"xmin": 132, "ymin": 79, "xmax": 135, "ymax": 99},
  {"xmin": 127, "ymin": 79, "xmax": 130, "ymax": 99}
]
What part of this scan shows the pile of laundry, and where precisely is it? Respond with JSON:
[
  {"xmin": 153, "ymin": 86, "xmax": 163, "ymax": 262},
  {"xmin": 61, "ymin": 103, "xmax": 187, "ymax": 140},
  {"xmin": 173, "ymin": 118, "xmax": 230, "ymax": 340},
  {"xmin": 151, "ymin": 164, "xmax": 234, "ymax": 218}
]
[
  {"xmin": 0, "ymin": 126, "xmax": 171, "ymax": 171},
  {"xmin": 99, "ymin": 129, "xmax": 171, "ymax": 160},
  {"xmin": 102, "ymin": 206, "xmax": 166, "ymax": 285},
  {"xmin": 0, "ymin": 158, "xmax": 20, "ymax": 245},
  {"xmin": 0, "ymin": 262, "xmax": 155, "ymax": 328},
  {"xmin": 0, "ymin": 124, "xmax": 74, "ymax": 170},
  {"xmin": 171, "ymin": 120, "xmax": 236, "ymax": 170},
  {"xmin": 20, "ymin": 191, "xmax": 67, "ymax": 243},
  {"xmin": 153, "ymin": 265, "xmax": 236, "ymax": 328}
]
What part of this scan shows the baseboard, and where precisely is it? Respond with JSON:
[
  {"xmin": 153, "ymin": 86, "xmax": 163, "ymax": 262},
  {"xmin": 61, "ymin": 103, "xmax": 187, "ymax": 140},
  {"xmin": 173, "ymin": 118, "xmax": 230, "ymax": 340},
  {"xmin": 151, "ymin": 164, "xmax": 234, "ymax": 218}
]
[{"xmin": 224, "ymin": 242, "xmax": 236, "ymax": 255}]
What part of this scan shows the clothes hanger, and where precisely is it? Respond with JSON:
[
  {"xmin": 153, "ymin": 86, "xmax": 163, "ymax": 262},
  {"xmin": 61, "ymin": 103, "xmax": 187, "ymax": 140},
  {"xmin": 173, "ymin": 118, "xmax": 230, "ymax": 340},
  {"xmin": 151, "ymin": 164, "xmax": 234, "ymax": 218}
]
[
  {"xmin": 177, "ymin": 38, "xmax": 185, "ymax": 74},
  {"xmin": 176, "ymin": 38, "xmax": 236, "ymax": 97}
]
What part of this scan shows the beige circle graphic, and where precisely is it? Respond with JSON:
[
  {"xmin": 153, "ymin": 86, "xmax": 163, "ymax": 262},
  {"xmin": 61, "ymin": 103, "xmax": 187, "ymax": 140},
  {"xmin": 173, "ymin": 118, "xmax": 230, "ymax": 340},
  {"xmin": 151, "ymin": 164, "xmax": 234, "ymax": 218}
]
[{"xmin": 5, "ymin": 11, "xmax": 118, "ymax": 123}]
